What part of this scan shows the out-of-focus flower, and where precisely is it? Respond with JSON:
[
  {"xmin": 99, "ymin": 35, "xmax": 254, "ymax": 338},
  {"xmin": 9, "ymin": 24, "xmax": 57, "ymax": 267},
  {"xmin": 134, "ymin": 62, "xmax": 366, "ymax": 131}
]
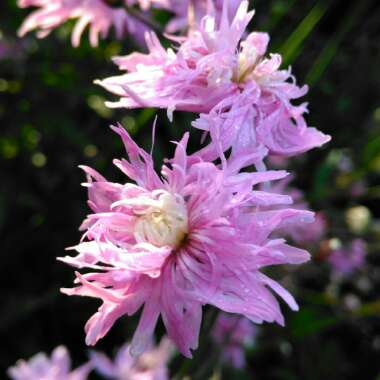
[
  {"xmin": 288, "ymin": 211, "xmax": 327, "ymax": 245},
  {"xmin": 328, "ymin": 239, "xmax": 367, "ymax": 275},
  {"xmin": 350, "ymin": 180, "xmax": 367, "ymax": 198},
  {"xmin": 0, "ymin": 36, "xmax": 29, "ymax": 61},
  {"xmin": 59, "ymin": 125, "xmax": 313, "ymax": 357},
  {"xmin": 7, "ymin": 346, "xmax": 92, "ymax": 380},
  {"xmin": 0, "ymin": 40, "xmax": 14, "ymax": 60},
  {"xmin": 343, "ymin": 294, "xmax": 361, "ymax": 311},
  {"xmin": 98, "ymin": 1, "xmax": 330, "ymax": 163},
  {"xmin": 161, "ymin": 0, "xmax": 242, "ymax": 33},
  {"xmin": 267, "ymin": 176, "xmax": 327, "ymax": 244},
  {"xmin": 212, "ymin": 313, "xmax": 257, "ymax": 369},
  {"xmin": 91, "ymin": 337, "xmax": 173, "ymax": 380},
  {"xmin": 345, "ymin": 205, "xmax": 371, "ymax": 234},
  {"xmin": 17, "ymin": 0, "xmax": 153, "ymax": 47},
  {"xmin": 328, "ymin": 238, "xmax": 342, "ymax": 251}
]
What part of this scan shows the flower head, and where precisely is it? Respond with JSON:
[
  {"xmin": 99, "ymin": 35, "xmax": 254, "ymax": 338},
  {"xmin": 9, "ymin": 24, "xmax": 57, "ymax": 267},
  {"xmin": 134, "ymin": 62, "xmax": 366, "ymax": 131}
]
[
  {"xmin": 212, "ymin": 313, "xmax": 257, "ymax": 369},
  {"xmin": 17, "ymin": 0, "xmax": 152, "ymax": 47},
  {"xmin": 328, "ymin": 239, "xmax": 367, "ymax": 275},
  {"xmin": 7, "ymin": 346, "xmax": 92, "ymax": 380},
  {"xmin": 97, "ymin": 1, "xmax": 330, "ymax": 162},
  {"xmin": 59, "ymin": 125, "xmax": 313, "ymax": 357},
  {"xmin": 91, "ymin": 337, "xmax": 173, "ymax": 380}
]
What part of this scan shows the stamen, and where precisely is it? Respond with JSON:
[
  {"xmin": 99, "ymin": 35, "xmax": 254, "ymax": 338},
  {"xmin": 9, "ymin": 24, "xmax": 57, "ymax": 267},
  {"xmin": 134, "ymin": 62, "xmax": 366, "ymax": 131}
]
[{"xmin": 134, "ymin": 190, "xmax": 188, "ymax": 248}]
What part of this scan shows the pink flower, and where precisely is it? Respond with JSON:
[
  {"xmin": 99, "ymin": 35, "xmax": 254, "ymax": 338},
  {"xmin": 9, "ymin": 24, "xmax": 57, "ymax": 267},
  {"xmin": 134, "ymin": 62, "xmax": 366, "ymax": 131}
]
[
  {"xmin": 59, "ymin": 125, "xmax": 313, "ymax": 357},
  {"xmin": 212, "ymin": 313, "xmax": 257, "ymax": 369},
  {"xmin": 328, "ymin": 239, "xmax": 367, "ymax": 275},
  {"xmin": 7, "ymin": 346, "xmax": 92, "ymax": 380},
  {"xmin": 90, "ymin": 337, "xmax": 173, "ymax": 380},
  {"xmin": 97, "ymin": 1, "xmax": 330, "ymax": 162},
  {"xmin": 293, "ymin": 212, "xmax": 326, "ymax": 244},
  {"xmin": 17, "ymin": 0, "xmax": 152, "ymax": 47},
  {"xmin": 161, "ymin": 0, "xmax": 242, "ymax": 33}
]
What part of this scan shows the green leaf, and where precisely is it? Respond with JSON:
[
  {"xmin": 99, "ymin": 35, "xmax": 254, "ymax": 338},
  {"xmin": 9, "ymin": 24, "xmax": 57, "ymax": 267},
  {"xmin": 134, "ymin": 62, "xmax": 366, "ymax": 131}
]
[{"xmin": 279, "ymin": 1, "xmax": 329, "ymax": 66}]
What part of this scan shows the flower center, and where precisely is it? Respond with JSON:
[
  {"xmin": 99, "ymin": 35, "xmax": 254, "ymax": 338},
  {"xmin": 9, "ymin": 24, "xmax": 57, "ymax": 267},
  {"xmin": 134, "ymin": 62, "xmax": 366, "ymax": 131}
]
[
  {"xmin": 134, "ymin": 190, "xmax": 188, "ymax": 248},
  {"xmin": 234, "ymin": 43, "xmax": 261, "ymax": 84}
]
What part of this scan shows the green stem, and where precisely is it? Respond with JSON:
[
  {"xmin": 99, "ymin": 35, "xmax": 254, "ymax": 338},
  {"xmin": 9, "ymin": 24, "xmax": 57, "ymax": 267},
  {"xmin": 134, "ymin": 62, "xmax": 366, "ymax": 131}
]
[{"xmin": 279, "ymin": 0, "xmax": 329, "ymax": 66}]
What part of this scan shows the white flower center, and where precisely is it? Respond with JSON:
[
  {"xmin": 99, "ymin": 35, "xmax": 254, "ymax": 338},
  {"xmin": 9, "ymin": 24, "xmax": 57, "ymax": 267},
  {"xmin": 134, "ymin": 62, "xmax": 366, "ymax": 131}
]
[
  {"xmin": 235, "ymin": 43, "xmax": 261, "ymax": 83},
  {"xmin": 134, "ymin": 190, "xmax": 188, "ymax": 248}
]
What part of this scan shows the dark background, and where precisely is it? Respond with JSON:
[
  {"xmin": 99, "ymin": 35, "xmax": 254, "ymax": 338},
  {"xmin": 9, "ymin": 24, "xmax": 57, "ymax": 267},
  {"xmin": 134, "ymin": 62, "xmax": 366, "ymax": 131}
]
[{"xmin": 1, "ymin": 0, "xmax": 380, "ymax": 379}]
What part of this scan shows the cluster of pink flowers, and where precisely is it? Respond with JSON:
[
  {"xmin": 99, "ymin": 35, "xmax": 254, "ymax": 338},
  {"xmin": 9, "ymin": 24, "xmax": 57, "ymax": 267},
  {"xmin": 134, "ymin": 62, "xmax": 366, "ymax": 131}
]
[
  {"xmin": 7, "ymin": 346, "xmax": 92, "ymax": 380},
  {"xmin": 8, "ymin": 340, "xmax": 172, "ymax": 380},
  {"xmin": 97, "ymin": 1, "xmax": 330, "ymax": 165},
  {"xmin": 16, "ymin": 0, "xmax": 333, "ymax": 367},
  {"xmin": 212, "ymin": 313, "xmax": 257, "ymax": 368},
  {"xmin": 54, "ymin": 0, "xmax": 332, "ymax": 360}
]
